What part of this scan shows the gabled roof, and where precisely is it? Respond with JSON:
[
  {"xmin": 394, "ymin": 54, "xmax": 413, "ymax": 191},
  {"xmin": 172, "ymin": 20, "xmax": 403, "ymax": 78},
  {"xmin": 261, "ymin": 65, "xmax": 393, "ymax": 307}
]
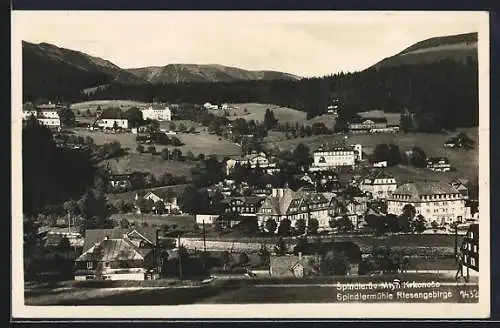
[
  {"xmin": 362, "ymin": 170, "xmax": 396, "ymax": 184},
  {"xmin": 144, "ymin": 191, "xmax": 163, "ymax": 200},
  {"xmin": 427, "ymin": 157, "xmax": 449, "ymax": 163},
  {"xmin": 82, "ymin": 227, "xmax": 158, "ymax": 253},
  {"xmin": 259, "ymin": 189, "xmax": 296, "ymax": 216},
  {"xmin": 286, "ymin": 192, "xmax": 329, "ymax": 214},
  {"xmin": 450, "ymin": 177, "xmax": 469, "ymax": 187},
  {"xmin": 270, "ymin": 254, "xmax": 321, "ymax": 273},
  {"xmin": 391, "ymin": 181, "xmax": 460, "ymax": 201},
  {"xmin": 76, "ymin": 238, "xmax": 151, "ymax": 262}
]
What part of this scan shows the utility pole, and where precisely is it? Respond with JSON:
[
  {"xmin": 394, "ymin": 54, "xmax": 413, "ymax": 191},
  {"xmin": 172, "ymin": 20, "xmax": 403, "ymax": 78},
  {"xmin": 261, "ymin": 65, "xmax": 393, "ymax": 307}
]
[
  {"xmin": 202, "ymin": 219, "xmax": 207, "ymax": 253},
  {"xmin": 454, "ymin": 221, "xmax": 458, "ymax": 260},
  {"xmin": 156, "ymin": 228, "xmax": 161, "ymax": 279},
  {"xmin": 177, "ymin": 234, "xmax": 183, "ymax": 282}
]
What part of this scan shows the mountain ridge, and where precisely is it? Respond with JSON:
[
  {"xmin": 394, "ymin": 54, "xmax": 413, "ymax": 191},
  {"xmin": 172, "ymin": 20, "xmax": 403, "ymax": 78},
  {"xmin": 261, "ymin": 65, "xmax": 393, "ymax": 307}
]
[
  {"xmin": 126, "ymin": 64, "xmax": 301, "ymax": 84},
  {"xmin": 370, "ymin": 32, "xmax": 478, "ymax": 70}
]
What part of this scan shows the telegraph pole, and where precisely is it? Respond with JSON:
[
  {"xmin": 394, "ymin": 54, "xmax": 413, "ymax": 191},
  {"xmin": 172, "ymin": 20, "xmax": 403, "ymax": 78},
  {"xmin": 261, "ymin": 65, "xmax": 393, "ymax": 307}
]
[
  {"xmin": 156, "ymin": 229, "xmax": 161, "ymax": 279},
  {"xmin": 202, "ymin": 219, "xmax": 207, "ymax": 253},
  {"xmin": 177, "ymin": 233, "xmax": 183, "ymax": 281}
]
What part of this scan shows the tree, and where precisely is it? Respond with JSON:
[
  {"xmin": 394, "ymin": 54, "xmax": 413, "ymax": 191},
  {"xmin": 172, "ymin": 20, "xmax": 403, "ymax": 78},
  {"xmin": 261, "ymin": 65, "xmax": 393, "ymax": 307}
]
[
  {"xmin": 220, "ymin": 251, "xmax": 231, "ymax": 271},
  {"xmin": 337, "ymin": 215, "xmax": 355, "ymax": 233},
  {"xmin": 58, "ymin": 107, "xmax": 76, "ymax": 127},
  {"xmin": 292, "ymin": 143, "xmax": 311, "ymax": 170},
  {"xmin": 186, "ymin": 151, "xmax": 195, "ymax": 161},
  {"xmin": 277, "ymin": 218, "xmax": 292, "ymax": 236},
  {"xmin": 258, "ymin": 244, "xmax": 271, "ymax": 266},
  {"xmin": 77, "ymin": 189, "xmax": 111, "ymax": 233},
  {"xmin": 160, "ymin": 148, "xmax": 170, "ymax": 160},
  {"xmin": 147, "ymin": 145, "xmax": 157, "ymax": 154},
  {"xmin": 179, "ymin": 186, "xmax": 201, "ymax": 214},
  {"xmin": 385, "ymin": 214, "xmax": 399, "ymax": 233},
  {"xmin": 265, "ymin": 218, "xmax": 278, "ymax": 234},
  {"xmin": 143, "ymin": 199, "xmax": 155, "ymax": 213},
  {"xmin": 63, "ymin": 199, "xmax": 79, "ymax": 225},
  {"xmin": 179, "ymin": 123, "xmax": 188, "ymax": 133},
  {"xmin": 136, "ymin": 144, "xmax": 144, "ymax": 153},
  {"xmin": 457, "ymin": 132, "xmax": 475, "ymax": 149},
  {"xmin": 120, "ymin": 218, "xmax": 130, "ymax": 228},
  {"xmin": 169, "ymin": 122, "xmax": 177, "ymax": 131},
  {"xmin": 293, "ymin": 237, "xmax": 308, "ymax": 254},
  {"xmin": 274, "ymin": 237, "xmax": 287, "ymax": 256},
  {"xmin": 410, "ymin": 146, "xmax": 427, "ymax": 168},
  {"xmin": 124, "ymin": 107, "xmax": 144, "ymax": 128},
  {"xmin": 296, "ymin": 218, "xmax": 307, "ymax": 235},
  {"xmin": 58, "ymin": 236, "xmax": 71, "ymax": 249},
  {"xmin": 321, "ymin": 250, "xmax": 350, "ymax": 276},
  {"xmin": 413, "ymin": 214, "xmax": 427, "ymax": 233},
  {"xmin": 238, "ymin": 253, "xmax": 250, "ymax": 266},
  {"xmin": 263, "ymin": 108, "xmax": 278, "ymax": 130},
  {"xmin": 154, "ymin": 200, "xmax": 165, "ymax": 214},
  {"xmin": 372, "ymin": 144, "xmax": 390, "ymax": 163},
  {"xmin": 329, "ymin": 217, "xmax": 339, "ymax": 230},
  {"xmin": 171, "ymin": 148, "xmax": 183, "ymax": 161},
  {"xmin": 307, "ymin": 218, "xmax": 319, "ymax": 235},
  {"xmin": 431, "ymin": 220, "xmax": 440, "ymax": 231},
  {"xmin": 388, "ymin": 143, "xmax": 401, "ymax": 166}
]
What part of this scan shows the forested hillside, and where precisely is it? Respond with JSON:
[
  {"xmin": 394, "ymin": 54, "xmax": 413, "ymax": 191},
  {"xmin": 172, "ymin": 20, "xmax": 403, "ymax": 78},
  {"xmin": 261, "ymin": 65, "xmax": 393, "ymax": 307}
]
[{"xmin": 79, "ymin": 58, "xmax": 478, "ymax": 130}]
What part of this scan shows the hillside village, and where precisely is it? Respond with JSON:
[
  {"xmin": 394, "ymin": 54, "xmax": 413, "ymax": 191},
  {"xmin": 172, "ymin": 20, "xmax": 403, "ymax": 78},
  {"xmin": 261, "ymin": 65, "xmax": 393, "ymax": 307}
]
[
  {"xmin": 23, "ymin": 97, "xmax": 479, "ymax": 286},
  {"xmin": 20, "ymin": 29, "xmax": 481, "ymax": 305}
]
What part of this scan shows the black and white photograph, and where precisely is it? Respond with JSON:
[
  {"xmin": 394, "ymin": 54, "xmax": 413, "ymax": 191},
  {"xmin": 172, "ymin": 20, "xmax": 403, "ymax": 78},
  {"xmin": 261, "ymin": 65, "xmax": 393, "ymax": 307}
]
[{"xmin": 11, "ymin": 11, "xmax": 490, "ymax": 319}]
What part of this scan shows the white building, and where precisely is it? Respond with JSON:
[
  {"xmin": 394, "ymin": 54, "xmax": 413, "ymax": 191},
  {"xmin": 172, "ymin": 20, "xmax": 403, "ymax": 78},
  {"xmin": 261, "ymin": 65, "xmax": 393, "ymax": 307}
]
[
  {"xmin": 203, "ymin": 102, "xmax": 219, "ymax": 110},
  {"xmin": 141, "ymin": 105, "xmax": 171, "ymax": 121},
  {"xmin": 196, "ymin": 214, "xmax": 219, "ymax": 225},
  {"xmin": 359, "ymin": 171, "xmax": 397, "ymax": 200},
  {"xmin": 97, "ymin": 118, "xmax": 129, "ymax": 129},
  {"xmin": 22, "ymin": 102, "xmax": 61, "ymax": 128},
  {"xmin": 309, "ymin": 145, "xmax": 356, "ymax": 172},
  {"xmin": 225, "ymin": 151, "xmax": 280, "ymax": 176},
  {"xmin": 387, "ymin": 181, "xmax": 468, "ymax": 225},
  {"xmin": 427, "ymin": 157, "xmax": 452, "ymax": 172}
]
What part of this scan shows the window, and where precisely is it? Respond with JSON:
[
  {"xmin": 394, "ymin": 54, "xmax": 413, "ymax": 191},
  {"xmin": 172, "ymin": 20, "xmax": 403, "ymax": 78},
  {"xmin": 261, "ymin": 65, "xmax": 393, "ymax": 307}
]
[
  {"xmin": 87, "ymin": 262, "xmax": 93, "ymax": 269},
  {"xmin": 471, "ymin": 258, "xmax": 476, "ymax": 266},
  {"xmin": 473, "ymin": 245, "xmax": 478, "ymax": 253}
]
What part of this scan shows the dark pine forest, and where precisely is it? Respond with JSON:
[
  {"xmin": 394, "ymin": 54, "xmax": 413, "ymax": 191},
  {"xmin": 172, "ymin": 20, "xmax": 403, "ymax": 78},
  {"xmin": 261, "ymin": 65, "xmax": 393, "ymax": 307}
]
[{"xmin": 23, "ymin": 58, "xmax": 478, "ymax": 131}]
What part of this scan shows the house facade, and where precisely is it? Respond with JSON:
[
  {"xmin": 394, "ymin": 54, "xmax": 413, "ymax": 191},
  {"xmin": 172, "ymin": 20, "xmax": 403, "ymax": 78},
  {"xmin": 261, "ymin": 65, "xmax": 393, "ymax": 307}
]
[
  {"xmin": 220, "ymin": 196, "xmax": 265, "ymax": 227},
  {"xmin": 269, "ymin": 254, "xmax": 322, "ymax": 278},
  {"xmin": 109, "ymin": 174, "xmax": 133, "ymax": 190},
  {"xmin": 348, "ymin": 117, "xmax": 387, "ymax": 133},
  {"xmin": 22, "ymin": 102, "xmax": 62, "ymax": 128},
  {"xmin": 140, "ymin": 191, "xmax": 180, "ymax": 214},
  {"xmin": 74, "ymin": 228, "xmax": 159, "ymax": 281},
  {"xmin": 257, "ymin": 188, "xmax": 296, "ymax": 232},
  {"xmin": 309, "ymin": 145, "xmax": 356, "ymax": 172},
  {"xmin": 427, "ymin": 157, "xmax": 452, "ymax": 172},
  {"xmin": 97, "ymin": 118, "xmax": 129, "ymax": 129},
  {"xmin": 387, "ymin": 181, "xmax": 467, "ymax": 225},
  {"xmin": 286, "ymin": 192, "xmax": 330, "ymax": 230},
  {"xmin": 225, "ymin": 151, "xmax": 279, "ymax": 176},
  {"xmin": 141, "ymin": 105, "xmax": 172, "ymax": 121},
  {"xmin": 359, "ymin": 171, "xmax": 397, "ymax": 199}
]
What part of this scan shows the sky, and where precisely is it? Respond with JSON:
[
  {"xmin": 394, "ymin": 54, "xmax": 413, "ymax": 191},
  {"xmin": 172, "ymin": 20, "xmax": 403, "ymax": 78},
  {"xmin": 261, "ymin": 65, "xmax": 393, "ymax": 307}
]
[{"xmin": 13, "ymin": 11, "xmax": 483, "ymax": 77}]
